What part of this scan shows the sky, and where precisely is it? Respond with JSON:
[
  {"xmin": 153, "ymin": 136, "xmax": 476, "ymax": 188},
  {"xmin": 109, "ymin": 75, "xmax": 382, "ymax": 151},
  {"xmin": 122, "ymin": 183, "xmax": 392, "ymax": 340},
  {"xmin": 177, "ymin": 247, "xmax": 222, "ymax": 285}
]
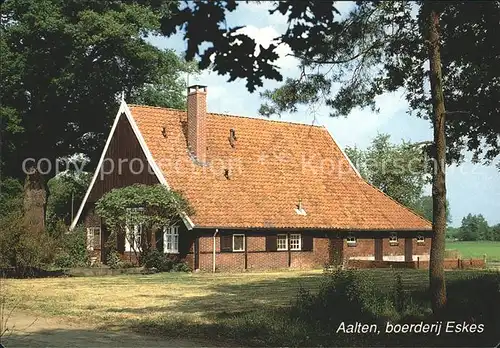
[{"xmin": 147, "ymin": 2, "xmax": 499, "ymax": 227}]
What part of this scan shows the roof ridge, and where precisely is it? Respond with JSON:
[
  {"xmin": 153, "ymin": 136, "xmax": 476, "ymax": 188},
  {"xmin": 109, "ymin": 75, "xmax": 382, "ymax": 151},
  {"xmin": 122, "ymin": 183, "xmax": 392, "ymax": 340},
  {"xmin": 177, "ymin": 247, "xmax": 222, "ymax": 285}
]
[
  {"xmin": 209, "ymin": 112, "xmax": 324, "ymax": 128},
  {"xmin": 128, "ymin": 103, "xmax": 324, "ymax": 128},
  {"xmin": 128, "ymin": 104, "xmax": 185, "ymax": 112}
]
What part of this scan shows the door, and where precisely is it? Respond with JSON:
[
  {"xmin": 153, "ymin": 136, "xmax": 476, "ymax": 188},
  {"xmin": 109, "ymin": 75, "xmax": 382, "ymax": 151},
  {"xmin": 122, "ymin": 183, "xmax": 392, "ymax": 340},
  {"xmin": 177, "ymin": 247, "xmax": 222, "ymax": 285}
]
[
  {"xmin": 405, "ymin": 238, "xmax": 413, "ymax": 261},
  {"xmin": 375, "ymin": 238, "xmax": 383, "ymax": 261},
  {"xmin": 329, "ymin": 237, "xmax": 344, "ymax": 265}
]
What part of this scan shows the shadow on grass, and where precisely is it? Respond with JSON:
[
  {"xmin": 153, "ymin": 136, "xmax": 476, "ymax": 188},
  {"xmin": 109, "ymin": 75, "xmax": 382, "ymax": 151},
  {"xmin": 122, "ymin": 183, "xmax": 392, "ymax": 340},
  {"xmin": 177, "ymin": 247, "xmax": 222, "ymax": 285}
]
[
  {"xmin": 0, "ymin": 267, "xmax": 67, "ymax": 279},
  {"xmin": 117, "ymin": 270, "xmax": 500, "ymax": 347},
  {"xmin": 2, "ymin": 327, "xmax": 208, "ymax": 348}
]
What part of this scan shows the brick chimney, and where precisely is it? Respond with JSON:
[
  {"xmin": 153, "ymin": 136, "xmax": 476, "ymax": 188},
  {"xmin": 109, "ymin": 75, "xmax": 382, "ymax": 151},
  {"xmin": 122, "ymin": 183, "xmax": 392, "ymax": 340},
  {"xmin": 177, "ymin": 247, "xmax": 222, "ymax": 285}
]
[{"xmin": 187, "ymin": 85, "xmax": 207, "ymax": 163}]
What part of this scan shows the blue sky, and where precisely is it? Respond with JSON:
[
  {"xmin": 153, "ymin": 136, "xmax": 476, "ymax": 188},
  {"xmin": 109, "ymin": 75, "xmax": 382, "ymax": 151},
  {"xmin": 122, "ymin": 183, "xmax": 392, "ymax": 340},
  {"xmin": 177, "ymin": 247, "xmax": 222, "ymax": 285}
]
[{"xmin": 147, "ymin": 2, "xmax": 499, "ymax": 227}]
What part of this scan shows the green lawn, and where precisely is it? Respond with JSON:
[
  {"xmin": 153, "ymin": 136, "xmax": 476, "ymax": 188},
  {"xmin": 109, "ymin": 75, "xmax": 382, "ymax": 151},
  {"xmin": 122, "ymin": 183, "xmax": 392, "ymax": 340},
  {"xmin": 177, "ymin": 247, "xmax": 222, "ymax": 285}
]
[{"xmin": 446, "ymin": 240, "xmax": 500, "ymax": 261}]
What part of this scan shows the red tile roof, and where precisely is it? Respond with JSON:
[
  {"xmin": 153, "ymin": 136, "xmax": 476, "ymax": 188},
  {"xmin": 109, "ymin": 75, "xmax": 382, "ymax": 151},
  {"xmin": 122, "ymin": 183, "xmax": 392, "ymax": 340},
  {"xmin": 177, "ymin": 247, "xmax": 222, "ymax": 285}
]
[{"xmin": 129, "ymin": 105, "xmax": 432, "ymax": 231}]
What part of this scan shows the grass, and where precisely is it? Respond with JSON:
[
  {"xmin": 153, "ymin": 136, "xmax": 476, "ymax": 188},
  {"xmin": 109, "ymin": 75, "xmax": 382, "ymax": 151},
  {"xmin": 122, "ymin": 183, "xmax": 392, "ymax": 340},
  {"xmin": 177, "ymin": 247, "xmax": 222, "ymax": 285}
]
[
  {"xmin": 3, "ymin": 271, "xmax": 324, "ymax": 325},
  {"xmin": 3, "ymin": 269, "xmax": 499, "ymax": 346},
  {"xmin": 446, "ymin": 240, "xmax": 500, "ymax": 261}
]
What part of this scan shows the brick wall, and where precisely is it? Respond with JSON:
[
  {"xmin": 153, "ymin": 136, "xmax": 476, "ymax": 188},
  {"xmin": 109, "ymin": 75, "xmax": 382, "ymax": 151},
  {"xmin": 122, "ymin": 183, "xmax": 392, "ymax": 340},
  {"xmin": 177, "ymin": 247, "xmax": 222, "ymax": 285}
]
[
  {"xmin": 196, "ymin": 233, "xmax": 329, "ymax": 272},
  {"xmin": 194, "ymin": 231, "xmax": 432, "ymax": 272},
  {"xmin": 187, "ymin": 85, "xmax": 207, "ymax": 163},
  {"xmin": 343, "ymin": 238, "xmax": 375, "ymax": 260},
  {"xmin": 383, "ymin": 237, "xmax": 405, "ymax": 260},
  {"xmin": 343, "ymin": 235, "xmax": 431, "ymax": 262},
  {"xmin": 413, "ymin": 237, "xmax": 431, "ymax": 261}
]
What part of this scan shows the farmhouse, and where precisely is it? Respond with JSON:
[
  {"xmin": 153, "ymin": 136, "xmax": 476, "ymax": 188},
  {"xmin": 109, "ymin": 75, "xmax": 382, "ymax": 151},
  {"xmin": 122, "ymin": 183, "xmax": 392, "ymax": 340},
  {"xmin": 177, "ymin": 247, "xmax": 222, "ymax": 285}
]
[{"xmin": 70, "ymin": 85, "xmax": 432, "ymax": 271}]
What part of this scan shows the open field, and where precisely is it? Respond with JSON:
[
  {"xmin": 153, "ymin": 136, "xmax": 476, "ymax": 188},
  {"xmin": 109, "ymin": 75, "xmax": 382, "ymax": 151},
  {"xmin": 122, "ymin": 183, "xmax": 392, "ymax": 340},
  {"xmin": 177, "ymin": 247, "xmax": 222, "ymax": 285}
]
[
  {"xmin": 446, "ymin": 240, "xmax": 500, "ymax": 261},
  {"xmin": 2, "ymin": 269, "xmax": 499, "ymax": 347}
]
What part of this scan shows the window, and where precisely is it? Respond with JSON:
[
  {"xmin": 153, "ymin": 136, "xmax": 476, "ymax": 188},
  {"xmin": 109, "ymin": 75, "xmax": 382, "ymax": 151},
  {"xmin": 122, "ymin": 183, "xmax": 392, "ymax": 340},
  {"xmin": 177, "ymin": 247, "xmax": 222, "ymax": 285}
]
[
  {"xmin": 289, "ymin": 234, "xmax": 301, "ymax": 250},
  {"xmin": 232, "ymin": 234, "xmax": 245, "ymax": 252},
  {"xmin": 125, "ymin": 208, "xmax": 144, "ymax": 252},
  {"xmin": 417, "ymin": 234, "xmax": 425, "ymax": 244},
  {"xmin": 347, "ymin": 234, "xmax": 357, "ymax": 246},
  {"xmin": 389, "ymin": 232, "xmax": 398, "ymax": 245},
  {"xmin": 86, "ymin": 227, "xmax": 101, "ymax": 251},
  {"xmin": 277, "ymin": 234, "xmax": 288, "ymax": 250},
  {"xmin": 164, "ymin": 226, "xmax": 179, "ymax": 254}
]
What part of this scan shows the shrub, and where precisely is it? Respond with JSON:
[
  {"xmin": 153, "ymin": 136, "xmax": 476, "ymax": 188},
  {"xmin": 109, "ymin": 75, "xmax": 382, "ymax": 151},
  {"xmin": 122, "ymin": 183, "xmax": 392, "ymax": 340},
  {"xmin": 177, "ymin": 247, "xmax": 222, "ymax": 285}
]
[
  {"xmin": 106, "ymin": 250, "xmax": 123, "ymax": 269},
  {"xmin": 53, "ymin": 225, "xmax": 90, "ymax": 268},
  {"xmin": 291, "ymin": 270, "xmax": 381, "ymax": 327},
  {"xmin": 172, "ymin": 261, "xmax": 191, "ymax": 272},
  {"xmin": 120, "ymin": 261, "xmax": 136, "ymax": 269},
  {"xmin": 141, "ymin": 249, "xmax": 170, "ymax": 271},
  {"xmin": 140, "ymin": 250, "xmax": 190, "ymax": 272},
  {"xmin": 0, "ymin": 211, "xmax": 57, "ymax": 275}
]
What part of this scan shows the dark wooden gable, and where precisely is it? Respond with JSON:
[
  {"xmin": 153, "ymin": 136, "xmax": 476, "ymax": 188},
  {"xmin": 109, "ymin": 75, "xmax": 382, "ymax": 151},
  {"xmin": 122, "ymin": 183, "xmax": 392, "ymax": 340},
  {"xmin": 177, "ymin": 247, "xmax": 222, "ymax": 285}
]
[{"xmin": 88, "ymin": 113, "xmax": 160, "ymax": 203}]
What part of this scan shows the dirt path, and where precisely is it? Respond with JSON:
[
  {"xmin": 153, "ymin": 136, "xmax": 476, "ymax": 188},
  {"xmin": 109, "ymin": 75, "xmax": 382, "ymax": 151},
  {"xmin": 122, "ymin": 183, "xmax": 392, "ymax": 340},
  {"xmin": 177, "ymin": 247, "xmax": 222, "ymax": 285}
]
[{"xmin": 1, "ymin": 311, "xmax": 210, "ymax": 348}]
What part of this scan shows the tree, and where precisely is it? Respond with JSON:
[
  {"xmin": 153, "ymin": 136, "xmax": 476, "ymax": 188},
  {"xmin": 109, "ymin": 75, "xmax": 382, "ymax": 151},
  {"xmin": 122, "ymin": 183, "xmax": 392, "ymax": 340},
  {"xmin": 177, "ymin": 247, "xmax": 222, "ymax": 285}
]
[
  {"xmin": 413, "ymin": 195, "xmax": 451, "ymax": 224},
  {"xmin": 458, "ymin": 214, "xmax": 490, "ymax": 241},
  {"xmin": 130, "ymin": 50, "xmax": 198, "ymax": 109},
  {"xmin": 95, "ymin": 184, "xmax": 193, "ymax": 263},
  {"xmin": 445, "ymin": 226, "xmax": 459, "ymax": 240},
  {"xmin": 46, "ymin": 171, "xmax": 92, "ymax": 230},
  {"xmin": 345, "ymin": 134, "xmax": 427, "ymax": 210},
  {"xmin": 161, "ymin": 1, "xmax": 499, "ymax": 313},
  {"xmin": 0, "ymin": 0, "xmax": 195, "ymax": 179},
  {"xmin": 491, "ymin": 224, "xmax": 500, "ymax": 242},
  {"xmin": 0, "ymin": 177, "xmax": 23, "ymax": 219}
]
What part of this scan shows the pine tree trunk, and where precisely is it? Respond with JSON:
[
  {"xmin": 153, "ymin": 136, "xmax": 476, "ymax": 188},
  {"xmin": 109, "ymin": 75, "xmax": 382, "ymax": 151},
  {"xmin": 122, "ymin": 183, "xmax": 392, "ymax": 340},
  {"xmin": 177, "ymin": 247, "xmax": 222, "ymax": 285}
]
[{"xmin": 426, "ymin": 6, "xmax": 447, "ymax": 314}]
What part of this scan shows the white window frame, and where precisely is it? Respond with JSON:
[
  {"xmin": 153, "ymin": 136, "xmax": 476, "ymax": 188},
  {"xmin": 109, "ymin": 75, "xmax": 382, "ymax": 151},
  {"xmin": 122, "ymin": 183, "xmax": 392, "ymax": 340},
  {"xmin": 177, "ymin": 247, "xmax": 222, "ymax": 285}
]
[
  {"xmin": 164, "ymin": 226, "xmax": 179, "ymax": 254},
  {"xmin": 289, "ymin": 234, "xmax": 301, "ymax": 251},
  {"xmin": 389, "ymin": 232, "xmax": 398, "ymax": 245},
  {"xmin": 125, "ymin": 207, "xmax": 144, "ymax": 252},
  {"xmin": 416, "ymin": 234, "xmax": 425, "ymax": 244},
  {"xmin": 346, "ymin": 233, "xmax": 357, "ymax": 246},
  {"xmin": 232, "ymin": 234, "xmax": 245, "ymax": 252},
  {"xmin": 86, "ymin": 227, "xmax": 101, "ymax": 251},
  {"xmin": 277, "ymin": 234, "xmax": 288, "ymax": 251}
]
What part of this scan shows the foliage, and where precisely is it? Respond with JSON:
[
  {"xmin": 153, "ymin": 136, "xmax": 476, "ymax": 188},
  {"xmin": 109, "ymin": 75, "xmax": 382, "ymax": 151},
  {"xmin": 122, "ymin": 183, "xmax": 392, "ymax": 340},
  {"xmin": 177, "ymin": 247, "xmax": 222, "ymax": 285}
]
[
  {"xmin": 95, "ymin": 184, "xmax": 192, "ymax": 259},
  {"xmin": 0, "ymin": 0, "xmax": 196, "ymax": 179},
  {"xmin": 53, "ymin": 225, "xmax": 90, "ymax": 268},
  {"xmin": 141, "ymin": 249, "xmax": 171, "ymax": 271},
  {"xmin": 140, "ymin": 249, "xmax": 191, "ymax": 272},
  {"xmin": 492, "ymin": 224, "xmax": 500, "ymax": 242},
  {"xmin": 446, "ymin": 226, "xmax": 460, "ymax": 240},
  {"xmin": 0, "ymin": 211, "xmax": 57, "ymax": 274},
  {"xmin": 171, "ymin": 261, "xmax": 191, "ymax": 273},
  {"xmin": 345, "ymin": 134, "xmax": 428, "ymax": 210},
  {"xmin": 0, "ymin": 177, "xmax": 23, "ymax": 219},
  {"xmin": 413, "ymin": 195, "xmax": 452, "ymax": 223},
  {"xmin": 458, "ymin": 213, "xmax": 492, "ymax": 241},
  {"xmin": 292, "ymin": 270, "xmax": 380, "ymax": 325},
  {"xmin": 106, "ymin": 251, "xmax": 123, "ymax": 270},
  {"xmin": 46, "ymin": 171, "xmax": 92, "ymax": 229},
  {"xmin": 130, "ymin": 49, "xmax": 198, "ymax": 109}
]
